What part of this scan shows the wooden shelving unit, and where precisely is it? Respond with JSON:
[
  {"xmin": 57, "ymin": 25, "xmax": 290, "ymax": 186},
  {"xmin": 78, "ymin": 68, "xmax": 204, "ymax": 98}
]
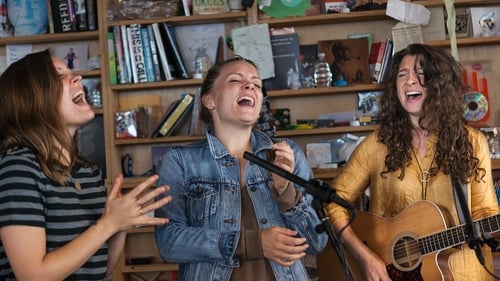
[{"xmin": 94, "ymin": 0, "xmax": 500, "ymax": 279}]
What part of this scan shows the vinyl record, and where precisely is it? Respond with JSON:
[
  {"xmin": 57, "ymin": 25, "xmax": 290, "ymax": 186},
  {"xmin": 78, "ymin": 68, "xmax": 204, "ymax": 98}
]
[
  {"xmin": 463, "ymin": 92, "xmax": 489, "ymax": 121},
  {"xmin": 261, "ymin": 0, "xmax": 311, "ymax": 18}
]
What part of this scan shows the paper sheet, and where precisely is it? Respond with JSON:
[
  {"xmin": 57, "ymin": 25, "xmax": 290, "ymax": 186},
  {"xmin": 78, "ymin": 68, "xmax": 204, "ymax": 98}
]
[
  {"xmin": 386, "ymin": 0, "xmax": 431, "ymax": 26},
  {"xmin": 392, "ymin": 22, "xmax": 424, "ymax": 53},
  {"xmin": 231, "ymin": 24, "xmax": 275, "ymax": 79},
  {"xmin": 6, "ymin": 44, "xmax": 32, "ymax": 67}
]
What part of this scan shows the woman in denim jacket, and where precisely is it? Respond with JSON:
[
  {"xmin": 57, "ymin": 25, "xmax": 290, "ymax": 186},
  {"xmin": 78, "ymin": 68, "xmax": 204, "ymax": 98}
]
[{"xmin": 155, "ymin": 56, "xmax": 328, "ymax": 281}]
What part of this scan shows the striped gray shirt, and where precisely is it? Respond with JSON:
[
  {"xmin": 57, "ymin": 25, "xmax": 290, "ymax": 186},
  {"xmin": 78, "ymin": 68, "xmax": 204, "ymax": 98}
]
[{"xmin": 0, "ymin": 147, "xmax": 108, "ymax": 280}]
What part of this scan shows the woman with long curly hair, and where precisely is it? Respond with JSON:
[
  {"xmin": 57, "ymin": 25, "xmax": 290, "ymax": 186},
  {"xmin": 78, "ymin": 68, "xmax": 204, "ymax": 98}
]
[{"xmin": 324, "ymin": 44, "xmax": 499, "ymax": 281}]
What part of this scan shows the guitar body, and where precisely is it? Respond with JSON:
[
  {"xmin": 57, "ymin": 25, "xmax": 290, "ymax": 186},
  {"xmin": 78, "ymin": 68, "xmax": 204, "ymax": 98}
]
[{"xmin": 317, "ymin": 200, "xmax": 456, "ymax": 281}]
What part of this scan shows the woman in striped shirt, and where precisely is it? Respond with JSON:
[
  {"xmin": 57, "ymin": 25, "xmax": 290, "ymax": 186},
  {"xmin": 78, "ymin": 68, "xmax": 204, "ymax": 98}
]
[{"xmin": 0, "ymin": 49, "xmax": 172, "ymax": 281}]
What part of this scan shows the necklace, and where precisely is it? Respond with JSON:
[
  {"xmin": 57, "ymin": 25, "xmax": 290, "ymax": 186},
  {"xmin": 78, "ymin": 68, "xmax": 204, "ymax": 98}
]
[{"xmin": 412, "ymin": 147, "xmax": 436, "ymax": 200}]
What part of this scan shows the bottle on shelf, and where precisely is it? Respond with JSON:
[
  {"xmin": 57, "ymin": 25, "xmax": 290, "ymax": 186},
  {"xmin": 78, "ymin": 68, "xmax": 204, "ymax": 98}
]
[
  {"xmin": 193, "ymin": 47, "xmax": 211, "ymax": 79},
  {"xmin": 313, "ymin": 52, "xmax": 332, "ymax": 88}
]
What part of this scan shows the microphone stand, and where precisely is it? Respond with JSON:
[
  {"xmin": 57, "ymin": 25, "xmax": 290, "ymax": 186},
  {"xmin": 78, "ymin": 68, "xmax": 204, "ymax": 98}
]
[
  {"xmin": 452, "ymin": 178, "xmax": 485, "ymax": 264},
  {"xmin": 243, "ymin": 151, "xmax": 357, "ymax": 281}
]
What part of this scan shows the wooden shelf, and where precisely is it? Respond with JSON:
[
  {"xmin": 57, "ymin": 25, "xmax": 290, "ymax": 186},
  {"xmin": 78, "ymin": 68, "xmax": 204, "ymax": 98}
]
[
  {"xmin": 258, "ymin": 9, "xmax": 389, "ymax": 27},
  {"xmin": 114, "ymin": 135, "xmax": 204, "ymax": 146},
  {"xmin": 113, "ymin": 125, "xmax": 377, "ymax": 146},
  {"xmin": 106, "ymin": 11, "xmax": 247, "ymax": 27},
  {"xmin": 257, "ymin": 0, "xmax": 500, "ymax": 28},
  {"xmin": 110, "ymin": 78, "xmax": 202, "ymax": 91},
  {"xmin": 78, "ymin": 69, "xmax": 101, "ymax": 77},
  {"xmin": 427, "ymin": 36, "xmax": 500, "ymax": 48},
  {"xmin": 0, "ymin": 31, "xmax": 99, "ymax": 46},
  {"xmin": 276, "ymin": 125, "xmax": 378, "ymax": 137},
  {"xmin": 267, "ymin": 84, "xmax": 381, "ymax": 98}
]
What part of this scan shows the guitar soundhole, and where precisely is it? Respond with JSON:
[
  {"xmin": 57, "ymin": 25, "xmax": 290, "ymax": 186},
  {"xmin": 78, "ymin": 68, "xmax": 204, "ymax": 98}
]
[{"xmin": 391, "ymin": 236, "xmax": 422, "ymax": 272}]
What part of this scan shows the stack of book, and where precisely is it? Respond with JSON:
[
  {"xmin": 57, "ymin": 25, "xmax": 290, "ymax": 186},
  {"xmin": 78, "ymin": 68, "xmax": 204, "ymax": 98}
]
[
  {"xmin": 50, "ymin": 0, "xmax": 98, "ymax": 33},
  {"xmin": 369, "ymin": 38, "xmax": 394, "ymax": 84},
  {"xmin": 107, "ymin": 22, "xmax": 190, "ymax": 85}
]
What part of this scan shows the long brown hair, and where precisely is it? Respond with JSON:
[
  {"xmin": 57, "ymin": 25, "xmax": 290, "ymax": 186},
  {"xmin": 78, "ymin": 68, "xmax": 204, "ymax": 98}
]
[
  {"xmin": 378, "ymin": 43, "xmax": 484, "ymax": 184},
  {"xmin": 0, "ymin": 49, "xmax": 86, "ymax": 186}
]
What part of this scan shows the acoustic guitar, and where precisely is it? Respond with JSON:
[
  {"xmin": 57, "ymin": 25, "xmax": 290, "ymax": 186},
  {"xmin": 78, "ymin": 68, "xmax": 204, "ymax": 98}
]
[{"xmin": 316, "ymin": 200, "xmax": 500, "ymax": 281}]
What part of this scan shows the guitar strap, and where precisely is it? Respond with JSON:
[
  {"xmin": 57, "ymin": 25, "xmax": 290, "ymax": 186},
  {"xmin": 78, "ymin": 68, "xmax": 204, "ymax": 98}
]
[{"xmin": 452, "ymin": 176, "xmax": 467, "ymax": 224}]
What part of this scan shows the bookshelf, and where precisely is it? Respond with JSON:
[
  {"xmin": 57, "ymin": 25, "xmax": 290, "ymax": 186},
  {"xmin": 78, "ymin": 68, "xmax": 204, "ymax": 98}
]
[
  {"xmin": 2, "ymin": 0, "xmax": 499, "ymax": 280},
  {"xmin": 94, "ymin": 0, "xmax": 500, "ymax": 280}
]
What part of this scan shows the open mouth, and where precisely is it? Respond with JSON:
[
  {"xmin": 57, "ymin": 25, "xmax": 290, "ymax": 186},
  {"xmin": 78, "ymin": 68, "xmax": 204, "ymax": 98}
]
[
  {"xmin": 72, "ymin": 92, "xmax": 87, "ymax": 105},
  {"xmin": 237, "ymin": 96, "xmax": 255, "ymax": 107},
  {"xmin": 406, "ymin": 91, "xmax": 422, "ymax": 101}
]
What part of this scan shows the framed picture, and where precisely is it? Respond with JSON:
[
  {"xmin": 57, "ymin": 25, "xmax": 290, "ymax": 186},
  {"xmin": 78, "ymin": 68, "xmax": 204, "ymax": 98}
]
[
  {"xmin": 445, "ymin": 7, "xmax": 472, "ymax": 38},
  {"xmin": 317, "ymin": 37, "xmax": 371, "ymax": 85},
  {"xmin": 55, "ymin": 43, "xmax": 88, "ymax": 71}
]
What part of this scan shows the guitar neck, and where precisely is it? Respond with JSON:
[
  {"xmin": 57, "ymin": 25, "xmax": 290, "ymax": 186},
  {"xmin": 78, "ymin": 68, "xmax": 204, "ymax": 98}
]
[{"xmin": 419, "ymin": 214, "xmax": 500, "ymax": 255}]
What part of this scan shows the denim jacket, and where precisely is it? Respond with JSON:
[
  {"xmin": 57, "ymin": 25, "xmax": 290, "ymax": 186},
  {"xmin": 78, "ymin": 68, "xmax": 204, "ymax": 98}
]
[{"xmin": 155, "ymin": 129, "xmax": 328, "ymax": 281}]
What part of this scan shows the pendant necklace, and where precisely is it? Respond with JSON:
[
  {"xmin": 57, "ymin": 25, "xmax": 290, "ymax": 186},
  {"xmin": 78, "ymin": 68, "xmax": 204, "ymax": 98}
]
[{"xmin": 412, "ymin": 147, "xmax": 436, "ymax": 200}]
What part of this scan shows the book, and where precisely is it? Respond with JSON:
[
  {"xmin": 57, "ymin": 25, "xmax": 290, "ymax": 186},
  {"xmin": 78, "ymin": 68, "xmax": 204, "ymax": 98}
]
[
  {"xmin": 188, "ymin": 88, "xmax": 204, "ymax": 136},
  {"xmin": 73, "ymin": 0, "xmax": 88, "ymax": 31},
  {"xmin": 66, "ymin": 0, "xmax": 78, "ymax": 31},
  {"xmin": 120, "ymin": 25, "xmax": 133, "ymax": 83},
  {"xmin": 370, "ymin": 40, "xmax": 386, "ymax": 83},
  {"xmin": 113, "ymin": 26, "xmax": 127, "ymax": 84},
  {"xmin": 317, "ymin": 37, "xmax": 371, "ymax": 85},
  {"xmin": 140, "ymin": 26, "xmax": 156, "ymax": 82},
  {"xmin": 51, "ymin": 0, "xmax": 77, "ymax": 32},
  {"xmin": 152, "ymin": 94, "xmax": 194, "ymax": 138},
  {"xmin": 377, "ymin": 38, "xmax": 393, "ymax": 83},
  {"xmin": 85, "ymin": 0, "xmax": 97, "ymax": 31},
  {"xmin": 147, "ymin": 24, "xmax": 162, "ymax": 82},
  {"xmin": 107, "ymin": 31, "xmax": 118, "ymax": 85},
  {"xmin": 263, "ymin": 33, "xmax": 301, "ymax": 91},
  {"xmin": 127, "ymin": 24, "xmax": 148, "ymax": 83},
  {"xmin": 151, "ymin": 22, "xmax": 174, "ymax": 81},
  {"xmin": 160, "ymin": 22, "xmax": 190, "ymax": 79},
  {"xmin": 181, "ymin": 0, "xmax": 191, "ymax": 16},
  {"xmin": 46, "ymin": 0, "xmax": 55, "ymax": 33}
]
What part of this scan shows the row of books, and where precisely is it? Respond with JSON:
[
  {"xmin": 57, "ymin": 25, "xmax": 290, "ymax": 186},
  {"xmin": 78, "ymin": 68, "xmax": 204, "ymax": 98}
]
[
  {"xmin": 369, "ymin": 38, "xmax": 394, "ymax": 84},
  {"xmin": 107, "ymin": 22, "xmax": 190, "ymax": 85},
  {"xmin": 49, "ymin": 0, "xmax": 98, "ymax": 33}
]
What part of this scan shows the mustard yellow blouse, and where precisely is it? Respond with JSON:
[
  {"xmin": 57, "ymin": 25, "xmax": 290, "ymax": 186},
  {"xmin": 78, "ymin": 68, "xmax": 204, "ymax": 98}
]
[{"xmin": 326, "ymin": 127, "xmax": 499, "ymax": 281}]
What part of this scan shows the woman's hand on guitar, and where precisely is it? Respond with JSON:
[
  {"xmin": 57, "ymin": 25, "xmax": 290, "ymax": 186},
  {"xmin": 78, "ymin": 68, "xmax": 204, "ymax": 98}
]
[{"xmin": 358, "ymin": 249, "xmax": 391, "ymax": 281}]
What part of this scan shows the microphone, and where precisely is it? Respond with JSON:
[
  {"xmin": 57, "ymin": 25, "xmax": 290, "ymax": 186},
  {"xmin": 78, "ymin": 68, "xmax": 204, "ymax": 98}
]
[{"xmin": 243, "ymin": 151, "xmax": 354, "ymax": 210}]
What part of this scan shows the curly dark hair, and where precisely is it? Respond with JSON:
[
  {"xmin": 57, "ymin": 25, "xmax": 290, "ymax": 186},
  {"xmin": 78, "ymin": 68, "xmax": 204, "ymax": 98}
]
[{"xmin": 378, "ymin": 43, "xmax": 484, "ymax": 184}]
